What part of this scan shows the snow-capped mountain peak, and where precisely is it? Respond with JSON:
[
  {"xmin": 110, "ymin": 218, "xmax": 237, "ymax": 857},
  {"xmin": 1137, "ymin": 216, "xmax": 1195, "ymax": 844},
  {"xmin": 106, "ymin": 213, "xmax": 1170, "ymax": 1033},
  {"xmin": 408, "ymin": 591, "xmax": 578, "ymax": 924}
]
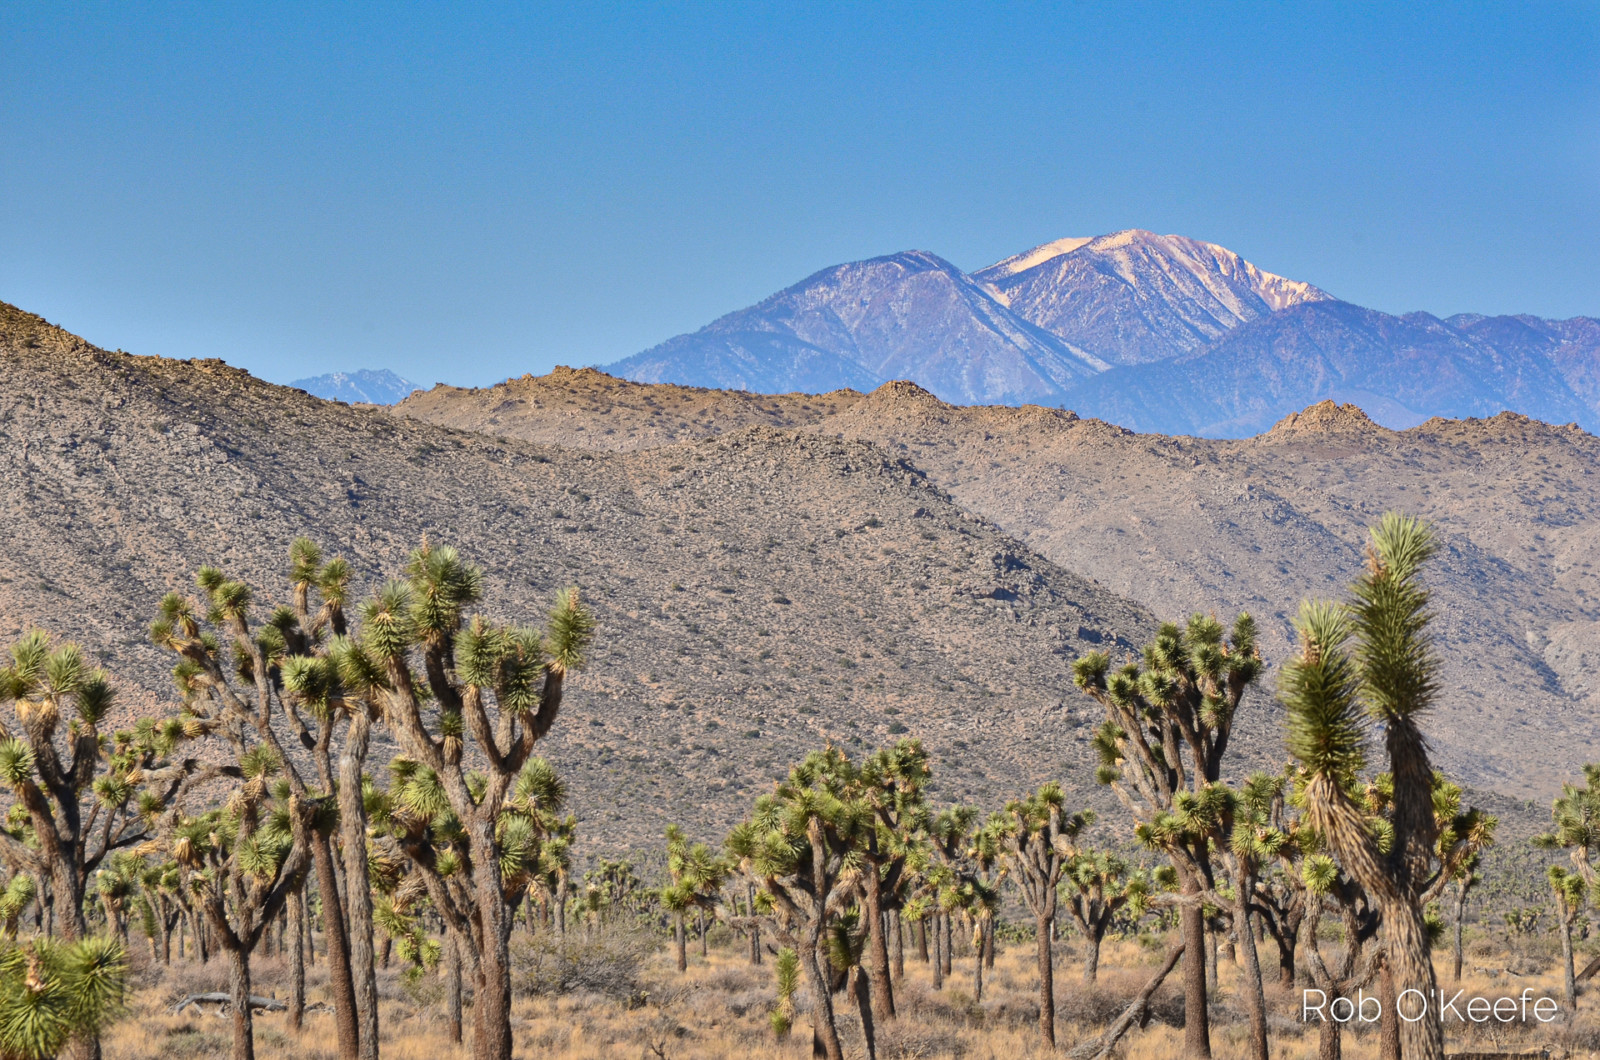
[{"xmin": 973, "ymin": 229, "xmax": 1333, "ymax": 365}]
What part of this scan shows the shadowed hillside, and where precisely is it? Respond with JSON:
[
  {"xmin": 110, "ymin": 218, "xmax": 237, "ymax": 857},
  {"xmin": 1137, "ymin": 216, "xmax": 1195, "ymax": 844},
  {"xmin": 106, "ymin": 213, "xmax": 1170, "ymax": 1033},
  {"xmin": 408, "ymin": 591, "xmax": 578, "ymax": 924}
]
[
  {"xmin": 399, "ymin": 368, "xmax": 1600, "ymax": 798},
  {"xmin": 0, "ymin": 301, "xmax": 1170, "ymax": 854}
]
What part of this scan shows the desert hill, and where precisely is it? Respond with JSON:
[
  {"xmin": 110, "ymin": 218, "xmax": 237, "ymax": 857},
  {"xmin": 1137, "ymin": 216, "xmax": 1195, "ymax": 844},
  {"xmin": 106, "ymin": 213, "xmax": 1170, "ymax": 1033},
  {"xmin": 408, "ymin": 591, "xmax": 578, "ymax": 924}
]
[
  {"xmin": 398, "ymin": 368, "xmax": 1600, "ymax": 798},
  {"xmin": 0, "ymin": 300, "xmax": 1169, "ymax": 855}
]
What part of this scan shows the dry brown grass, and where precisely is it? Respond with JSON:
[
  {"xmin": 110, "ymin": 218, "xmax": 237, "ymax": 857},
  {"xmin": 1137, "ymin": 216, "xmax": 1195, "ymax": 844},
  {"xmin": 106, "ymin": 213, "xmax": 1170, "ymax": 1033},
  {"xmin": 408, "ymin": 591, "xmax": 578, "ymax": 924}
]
[{"xmin": 98, "ymin": 931, "xmax": 1600, "ymax": 1059}]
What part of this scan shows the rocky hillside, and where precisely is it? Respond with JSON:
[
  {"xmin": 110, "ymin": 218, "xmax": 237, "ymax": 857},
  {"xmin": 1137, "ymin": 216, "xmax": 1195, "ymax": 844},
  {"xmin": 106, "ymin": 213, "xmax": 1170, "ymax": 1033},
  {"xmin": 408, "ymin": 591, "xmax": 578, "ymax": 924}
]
[
  {"xmin": 0, "ymin": 301, "xmax": 1168, "ymax": 856},
  {"xmin": 399, "ymin": 369, "xmax": 1600, "ymax": 799}
]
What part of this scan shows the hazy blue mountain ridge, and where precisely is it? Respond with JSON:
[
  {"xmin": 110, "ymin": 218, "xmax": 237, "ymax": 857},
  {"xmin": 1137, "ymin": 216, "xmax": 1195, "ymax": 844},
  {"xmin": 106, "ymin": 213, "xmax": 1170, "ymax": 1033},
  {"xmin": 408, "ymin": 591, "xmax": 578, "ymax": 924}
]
[
  {"xmin": 598, "ymin": 231, "xmax": 1600, "ymax": 436},
  {"xmin": 291, "ymin": 368, "xmax": 418, "ymax": 405}
]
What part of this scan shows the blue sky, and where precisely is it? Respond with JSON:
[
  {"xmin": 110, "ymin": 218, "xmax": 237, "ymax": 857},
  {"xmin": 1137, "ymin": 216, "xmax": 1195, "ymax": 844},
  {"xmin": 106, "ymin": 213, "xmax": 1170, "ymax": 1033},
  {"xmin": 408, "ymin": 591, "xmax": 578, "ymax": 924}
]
[{"xmin": 3, "ymin": 2, "xmax": 1598, "ymax": 388}]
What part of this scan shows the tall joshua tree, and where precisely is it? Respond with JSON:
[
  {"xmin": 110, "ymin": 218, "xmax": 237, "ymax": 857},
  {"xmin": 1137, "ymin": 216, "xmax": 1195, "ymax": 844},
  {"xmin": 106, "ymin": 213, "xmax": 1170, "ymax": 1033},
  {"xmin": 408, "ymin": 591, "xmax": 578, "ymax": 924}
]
[
  {"xmin": 166, "ymin": 749, "xmax": 311, "ymax": 1060},
  {"xmin": 151, "ymin": 553, "xmax": 365, "ymax": 1060},
  {"xmin": 1549, "ymin": 866, "xmax": 1587, "ymax": 1009},
  {"xmin": 0, "ymin": 633, "xmax": 188, "ymax": 943},
  {"xmin": 853, "ymin": 739, "xmax": 930, "ymax": 1019},
  {"xmin": 1280, "ymin": 513, "xmax": 1460, "ymax": 1060},
  {"xmin": 1536, "ymin": 768, "xmax": 1600, "ymax": 1008},
  {"xmin": 1073, "ymin": 613, "xmax": 1263, "ymax": 1060},
  {"xmin": 726, "ymin": 748, "xmax": 867, "ymax": 1060},
  {"xmin": 1000, "ymin": 782, "xmax": 1089, "ymax": 1050},
  {"xmin": 350, "ymin": 542, "xmax": 594, "ymax": 1060}
]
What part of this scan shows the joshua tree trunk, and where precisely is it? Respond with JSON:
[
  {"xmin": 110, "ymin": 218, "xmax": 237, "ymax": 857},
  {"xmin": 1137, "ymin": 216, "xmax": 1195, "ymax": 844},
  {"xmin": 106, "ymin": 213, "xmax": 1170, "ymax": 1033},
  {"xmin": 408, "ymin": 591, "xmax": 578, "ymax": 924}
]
[
  {"xmin": 1562, "ymin": 911, "xmax": 1578, "ymax": 1008},
  {"xmin": 674, "ymin": 912, "xmax": 687, "ymax": 972},
  {"xmin": 803, "ymin": 922, "xmax": 844, "ymax": 1060},
  {"xmin": 931, "ymin": 919, "xmax": 944, "ymax": 990},
  {"xmin": 446, "ymin": 934, "xmax": 463, "ymax": 1045},
  {"xmin": 1318, "ymin": 1015, "xmax": 1342, "ymax": 1060},
  {"xmin": 1278, "ymin": 928, "xmax": 1297, "ymax": 987},
  {"xmin": 227, "ymin": 943, "xmax": 256, "ymax": 1060},
  {"xmin": 983, "ymin": 917, "xmax": 995, "ymax": 970},
  {"xmin": 747, "ymin": 882, "xmax": 761, "ymax": 965},
  {"xmin": 555, "ymin": 871, "xmax": 568, "ymax": 937},
  {"xmin": 1233, "ymin": 873, "xmax": 1270, "ymax": 1060},
  {"xmin": 465, "ymin": 833, "xmax": 516, "ymax": 1060},
  {"xmin": 1180, "ymin": 885, "xmax": 1212, "ymax": 1060},
  {"xmin": 916, "ymin": 917, "xmax": 928, "ymax": 963},
  {"xmin": 288, "ymin": 890, "xmax": 305, "ymax": 1032},
  {"xmin": 972, "ymin": 926, "xmax": 984, "ymax": 1001},
  {"xmin": 934, "ymin": 915, "xmax": 947, "ymax": 986},
  {"xmin": 891, "ymin": 911, "xmax": 903, "ymax": 980},
  {"xmin": 1378, "ymin": 959, "xmax": 1401, "ymax": 1060},
  {"xmin": 860, "ymin": 873, "xmax": 896, "ymax": 1018},
  {"xmin": 1084, "ymin": 923, "xmax": 1104, "ymax": 984},
  {"xmin": 698, "ymin": 908, "xmax": 708, "ymax": 958},
  {"xmin": 311, "ymin": 837, "xmax": 360, "ymax": 1060},
  {"xmin": 851, "ymin": 965, "xmax": 877, "ymax": 1060},
  {"xmin": 338, "ymin": 708, "xmax": 379, "ymax": 1060},
  {"xmin": 1452, "ymin": 883, "xmax": 1467, "ymax": 984},
  {"xmin": 1037, "ymin": 912, "xmax": 1055, "ymax": 1048}
]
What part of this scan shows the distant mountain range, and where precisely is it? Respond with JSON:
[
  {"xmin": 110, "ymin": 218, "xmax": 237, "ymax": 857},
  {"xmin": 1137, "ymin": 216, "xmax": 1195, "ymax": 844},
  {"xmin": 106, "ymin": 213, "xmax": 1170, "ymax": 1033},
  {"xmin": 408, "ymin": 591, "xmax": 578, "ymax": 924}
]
[
  {"xmin": 291, "ymin": 368, "xmax": 417, "ymax": 405},
  {"xmin": 600, "ymin": 229, "xmax": 1600, "ymax": 436}
]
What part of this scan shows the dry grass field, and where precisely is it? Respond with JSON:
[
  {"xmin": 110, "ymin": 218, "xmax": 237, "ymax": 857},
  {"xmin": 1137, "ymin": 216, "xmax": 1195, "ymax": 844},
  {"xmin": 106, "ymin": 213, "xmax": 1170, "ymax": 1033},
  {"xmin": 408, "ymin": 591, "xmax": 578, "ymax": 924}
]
[{"xmin": 96, "ymin": 925, "xmax": 1600, "ymax": 1060}]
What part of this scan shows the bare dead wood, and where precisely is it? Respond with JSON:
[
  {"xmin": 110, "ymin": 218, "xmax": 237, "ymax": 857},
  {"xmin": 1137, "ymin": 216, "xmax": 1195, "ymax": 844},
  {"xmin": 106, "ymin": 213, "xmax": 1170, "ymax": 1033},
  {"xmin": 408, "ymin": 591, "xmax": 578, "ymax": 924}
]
[{"xmin": 1065, "ymin": 942, "xmax": 1185, "ymax": 1060}]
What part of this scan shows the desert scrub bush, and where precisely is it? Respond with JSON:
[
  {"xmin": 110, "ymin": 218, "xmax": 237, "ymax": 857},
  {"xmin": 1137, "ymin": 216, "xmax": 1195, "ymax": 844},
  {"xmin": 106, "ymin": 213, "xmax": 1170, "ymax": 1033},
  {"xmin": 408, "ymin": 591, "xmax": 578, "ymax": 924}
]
[
  {"xmin": 509, "ymin": 922, "xmax": 656, "ymax": 998},
  {"xmin": 876, "ymin": 1021, "xmax": 969, "ymax": 1060}
]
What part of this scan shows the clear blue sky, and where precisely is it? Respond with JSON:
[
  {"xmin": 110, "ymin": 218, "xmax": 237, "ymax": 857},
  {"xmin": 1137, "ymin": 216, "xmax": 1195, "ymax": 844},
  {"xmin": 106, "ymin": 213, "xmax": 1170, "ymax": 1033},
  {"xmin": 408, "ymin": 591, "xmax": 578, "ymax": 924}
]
[{"xmin": 3, "ymin": 3, "xmax": 1597, "ymax": 388}]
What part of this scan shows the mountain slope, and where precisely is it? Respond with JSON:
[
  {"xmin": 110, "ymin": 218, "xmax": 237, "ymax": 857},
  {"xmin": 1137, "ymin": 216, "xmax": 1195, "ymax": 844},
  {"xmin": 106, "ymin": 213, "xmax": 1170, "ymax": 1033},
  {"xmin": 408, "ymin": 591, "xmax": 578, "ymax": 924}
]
[
  {"xmin": 291, "ymin": 368, "xmax": 419, "ymax": 404},
  {"xmin": 596, "ymin": 230, "xmax": 1599, "ymax": 436},
  {"xmin": 1063, "ymin": 301, "xmax": 1600, "ymax": 436},
  {"xmin": 605, "ymin": 250, "xmax": 1104, "ymax": 405},
  {"xmin": 974, "ymin": 230, "xmax": 1333, "ymax": 366},
  {"xmin": 0, "ymin": 300, "xmax": 1157, "ymax": 853},
  {"xmin": 400, "ymin": 369, "xmax": 1600, "ymax": 798}
]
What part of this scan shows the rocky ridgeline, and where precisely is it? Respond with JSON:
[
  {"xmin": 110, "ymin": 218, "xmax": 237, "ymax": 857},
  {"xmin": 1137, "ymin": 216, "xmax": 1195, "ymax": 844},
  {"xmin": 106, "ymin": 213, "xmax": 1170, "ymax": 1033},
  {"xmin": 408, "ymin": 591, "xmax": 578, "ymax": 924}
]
[
  {"xmin": 398, "ymin": 366, "xmax": 1600, "ymax": 801},
  {"xmin": 0, "ymin": 300, "xmax": 1162, "ymax": 856}
]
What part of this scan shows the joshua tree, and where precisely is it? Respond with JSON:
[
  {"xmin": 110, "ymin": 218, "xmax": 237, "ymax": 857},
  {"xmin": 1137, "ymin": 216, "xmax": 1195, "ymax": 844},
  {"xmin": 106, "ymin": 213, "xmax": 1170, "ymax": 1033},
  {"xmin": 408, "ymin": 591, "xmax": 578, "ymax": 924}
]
[
  {"xmin": 1533, "ymin": 764, "xmax": 1600, "ymax": 1010},
  {"xmin": 1060, "ymin": 849, "xmax": 1160, "ymax": 983},
  {"xmin": 662, "ymin": 826, "xmax": 727, "ymax": 970},
  {"xmin": 1219, "ymin": 773, "xmax": 1289, "ymax": 1060},
  {"xmin": 726, "ymin": 747, "xmax": 867, "ymax": 1060},
  {"xmin": 0, "ymin": 633, "xmax": 189, "ymax": 945},
  {"xmin": 1280, "ymin": 513, "xmax": 1492, "ymax": 1060},
  {"xmin": 0, "ymin": 935, "xmax": 125, "ymax": 1060},
  {"xmin": 1549, "ymin": 866, "xmax": 1587, "ymax": 1008},
  {"xmin": 925, "ymin": 808, "xmax": 976, "ymax": 989},
  {"xmin": 1298, "ymin": 852, "xmax": 1383, "ymax": 1060},
  {"xmin": 349, "ymin": 542, "xmax": 594, "ymax": 1060},
  {"xmin": 1073, "ymin": 612, "xmax": 1263, "ymax": 1060},
  {"xmin": 852, "ymin": 739, "xmax": 930, "ymax": 1018},
  {"xmin": 150, "ymin": 552, "xmax": 366, "ymax": 1060},
  {"xmin": 166, "ymin": 747, "xmax": 311, "ymax": 1060},
  {"xmin": 132, "ymin": 861, "xmax": 183, "ymax": 965},
  {"xmin": 999, "ymin": 782, "xmax": 1090, "ymax": 1049},
  {"xmin": 1445, "ymin": 853, "xmax": 1483, "ymax": 985}
]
